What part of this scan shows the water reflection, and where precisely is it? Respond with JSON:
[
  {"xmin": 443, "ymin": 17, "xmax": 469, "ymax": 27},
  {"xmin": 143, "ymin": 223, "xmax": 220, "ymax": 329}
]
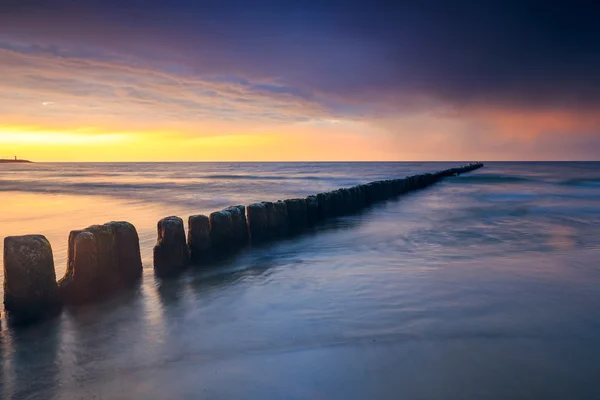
[
  {"xmin": 1, "ymin": 317, "xmax": 62, "ymax": 399},
  {"xmin": 156, "ymin": 276, "xmax": 188, "ymax": 307}
]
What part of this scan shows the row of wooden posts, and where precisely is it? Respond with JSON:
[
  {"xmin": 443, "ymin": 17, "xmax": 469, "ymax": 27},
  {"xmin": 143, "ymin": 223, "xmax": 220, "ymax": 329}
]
[{"xmin": 2, "ymin": 163, "xmax": 483, "ymax": 325}]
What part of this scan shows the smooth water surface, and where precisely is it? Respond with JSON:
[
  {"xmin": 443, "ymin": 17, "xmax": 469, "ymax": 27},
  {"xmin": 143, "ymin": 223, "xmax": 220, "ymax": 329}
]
[{"xmin": 1, "ymin": 162, "xmax": 600, "ymax": 399}]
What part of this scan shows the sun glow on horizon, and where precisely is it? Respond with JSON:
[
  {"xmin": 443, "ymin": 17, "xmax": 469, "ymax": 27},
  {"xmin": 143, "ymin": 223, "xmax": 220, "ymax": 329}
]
[
  {"xmin": 2, "ymin": 104, "xmax": 599, "ymax": 162},
  {"xmin": 0, "ymin": 123, "xmax": 402, "ymax": 162},
  {"xmin": 0, "ymin": 131, "xmax": 129, "ymax": 145}
]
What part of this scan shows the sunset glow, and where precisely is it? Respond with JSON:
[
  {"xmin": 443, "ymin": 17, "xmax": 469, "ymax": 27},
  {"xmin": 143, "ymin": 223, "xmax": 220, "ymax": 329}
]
[
  {"xmin": 1, "ymin": 2, "xmax": 598, "ymax": 161},
  {"xmin": 0, "ymin": 131, "xmax": 128, "ymax": 146}
]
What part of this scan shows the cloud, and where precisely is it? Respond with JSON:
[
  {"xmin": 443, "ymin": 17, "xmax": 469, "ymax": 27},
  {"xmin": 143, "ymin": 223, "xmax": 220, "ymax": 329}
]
[
  {"xmin": 0, "ymin": 43, "xmax": 343, "ymax": 132},
  {"xmin": 4, "ymin": 1, "xmax": 600, "ymax": 108},
  {"xmin": 0, "ymin": 0, "xmax": 599, "ymax": 160}
]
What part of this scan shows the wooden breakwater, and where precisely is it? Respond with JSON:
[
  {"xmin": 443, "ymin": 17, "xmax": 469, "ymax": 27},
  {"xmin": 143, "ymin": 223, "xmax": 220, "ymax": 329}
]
[{"xmin": 2, "ymin": 163, "xmax": 483, "ymax": 325}]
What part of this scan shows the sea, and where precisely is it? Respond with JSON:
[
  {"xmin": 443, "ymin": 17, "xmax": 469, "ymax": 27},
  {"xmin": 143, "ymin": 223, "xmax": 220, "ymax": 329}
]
[{"xmin": 1, "ymin": 161, "xmax": 600, "ymax": 399}]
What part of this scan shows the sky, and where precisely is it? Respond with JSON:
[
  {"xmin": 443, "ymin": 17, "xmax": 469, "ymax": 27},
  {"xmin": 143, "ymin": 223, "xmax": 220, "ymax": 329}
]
[{"xmin": 0, "ymin": 0, "xmax": 599, "ymax": 161}]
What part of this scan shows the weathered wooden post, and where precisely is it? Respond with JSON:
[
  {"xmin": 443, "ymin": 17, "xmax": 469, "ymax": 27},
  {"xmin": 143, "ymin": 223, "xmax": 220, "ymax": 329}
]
[
  {"xmin": 59, "ymin": 221, "xmax": 143, "ymax": 303},
  {"xmin": 209, "ymin": 209, "xmax": 232, "ymax": 249},
  {"xmin": 4, "ymin": 235, "xmax": 62, "ymax": 323},
  {"xmin": 85, "ymin": 224, "xmax": 120, "ymax": 293},
  {"xmin": 306, "ymin": 195, "xmax": 319, "ymax": 225},
  {"xmin": 106, "ymin": 221, "xmax": 143, "ymax": 287},
  {"xmin": 59, "ymin": 230, "xmax": 99, "ymax": 303},
  {"xmin": 247, "ymin": 202, "xmax": 269, "ymax": 242},
  {"xmin": 337, "ymin": 188, "xmax": 352, "ymax": 215},
  {"xmin": 224, "ymin": 205, "xmax": 249, "ymax": 246},
  {"xmin": 265, "ymin": 201, "xmax": 289, "ymax": 236},
  {"xmin": 154, "ymin": 216, "xmax": 189, "ymax": 278},
  {"xmin": 363, "ymin": 183, "xmax": 375, "ymax": 204},
  {"xmin": 188, "ymin": 214, "xmax": 211, "ymax": 262},
  {"xmin": 316, "ymin": 192, "xmax": 332, "ymax": 219},
  {"xmin": 347, "ymin": 186, "xmax": 363, "ymax": 210},
  {"xmin": 285, "ymin": 198, "xmax": 308, "ymax": 231}
]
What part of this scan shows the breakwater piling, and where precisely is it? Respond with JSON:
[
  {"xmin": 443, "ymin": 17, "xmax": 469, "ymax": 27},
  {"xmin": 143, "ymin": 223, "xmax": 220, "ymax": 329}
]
[
  {"xmin": 154, "ymin": 216, "xmax": 189, "ymax": 278},
  {"xmin": 188, "ymin": 214, "xmax": 211, "ymax": 263},
  {"xmin": 156, "ymin": 162, "xmax": 483, "ymax": 272},
  {"xmin": 2, "ymin": 163, "xmax": 482, "ymax": 324},
  {"xmin": 3, "ymin": 235, "xmax": 62, "ymax": 324},
  {"xmin": 58, "ymin": 221, "xmax": 143, "ymax": 303}
]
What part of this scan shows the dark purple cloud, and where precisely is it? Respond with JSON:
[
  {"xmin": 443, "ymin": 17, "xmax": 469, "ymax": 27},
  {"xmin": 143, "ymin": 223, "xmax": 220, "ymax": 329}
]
[{"xmin": 1, "ymin": 0, "xmax": 600, "ymax": 115}]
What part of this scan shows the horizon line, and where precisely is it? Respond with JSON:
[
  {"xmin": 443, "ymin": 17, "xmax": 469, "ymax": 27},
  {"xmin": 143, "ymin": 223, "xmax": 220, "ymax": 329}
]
[{"xmin": 4, "ymin": 160, "xmax": 600, "ymax": 163}]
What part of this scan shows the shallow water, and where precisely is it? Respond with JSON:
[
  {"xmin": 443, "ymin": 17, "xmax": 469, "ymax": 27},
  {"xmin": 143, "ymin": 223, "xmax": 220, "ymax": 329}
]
[{"xmin": 1, "ymin": 162, "xmax": 600, "ymax": 399}]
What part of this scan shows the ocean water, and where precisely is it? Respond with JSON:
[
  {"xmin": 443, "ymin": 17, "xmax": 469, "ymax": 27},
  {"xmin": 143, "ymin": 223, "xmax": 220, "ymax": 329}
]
[{"xmin": 1, "ymin": 162, "xmax": 600, "ymax": 399}]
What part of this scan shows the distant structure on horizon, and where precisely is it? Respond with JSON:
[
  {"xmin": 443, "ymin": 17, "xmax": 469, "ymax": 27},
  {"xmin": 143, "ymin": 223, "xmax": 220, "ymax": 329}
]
[{"xmin": 0, "ymin": 156, "xmax": 32, "ymax": 163}]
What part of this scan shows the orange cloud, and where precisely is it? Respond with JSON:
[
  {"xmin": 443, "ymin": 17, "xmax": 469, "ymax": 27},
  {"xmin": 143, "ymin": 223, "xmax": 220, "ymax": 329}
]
[
  {"xmin": 367, "ymin": 105, "xmax": 600, "ymax": 161},
  {"xmin": 473, "ymin": 107, "xmax": 600, "ymax": 141}
]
